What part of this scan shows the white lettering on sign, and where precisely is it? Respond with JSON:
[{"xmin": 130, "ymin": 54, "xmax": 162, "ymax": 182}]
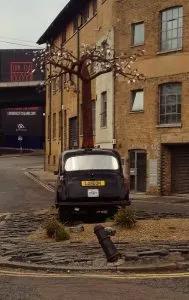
[{"xmin": 7, "ymin": 111, "xmax": 37, "ymax": 116}]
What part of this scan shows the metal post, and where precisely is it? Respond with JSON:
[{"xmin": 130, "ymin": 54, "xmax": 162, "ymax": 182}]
[{"xmin": 94, "ymin": 225, "xmax": 120, "ymax": 262}]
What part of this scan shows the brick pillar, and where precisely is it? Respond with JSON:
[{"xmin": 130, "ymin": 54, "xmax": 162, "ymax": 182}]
[{"xmin": 161, "ymin": 145, "xmax": 171, "ymax": 195}]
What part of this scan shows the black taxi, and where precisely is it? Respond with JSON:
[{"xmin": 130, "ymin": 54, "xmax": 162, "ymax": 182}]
[{"xmin": 54, "ymin": 148, "xmax": 130, "ymax": 221}]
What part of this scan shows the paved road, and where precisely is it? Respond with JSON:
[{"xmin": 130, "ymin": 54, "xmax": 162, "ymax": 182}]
[
  {"xmin": 1, "ymin": 154, "xmax": 189, "ymax": 217},
  {"xmin": 0, "ymin": 155, "xmax": 53, "ymax": 213},
  {"xmin": 0, "ymin": 271, "xmax": 189, "ymax": 300}
]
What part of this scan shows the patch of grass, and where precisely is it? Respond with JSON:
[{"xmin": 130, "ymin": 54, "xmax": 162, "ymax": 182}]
[
  {"xmin": 55, "ymin": 226, "xmax": 70, "ymax": 242},
  {"xmin": 45, "ymin": 218, "xmax": 70, "ymax": 241},
  {"xmin": 46, "ymin": 218, "xmax": 60, "ymax": 238},
  {"xmin": 114, "ymin": 207, "xmax": 137, "ymax": 229}
]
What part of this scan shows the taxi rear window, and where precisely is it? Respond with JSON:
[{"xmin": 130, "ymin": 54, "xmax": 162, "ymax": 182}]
[{"xmin": 65, "ymin": 154, "xmax": 119, "ymax": 171}]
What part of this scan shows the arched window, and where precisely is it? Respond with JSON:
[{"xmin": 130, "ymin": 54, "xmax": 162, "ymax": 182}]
[
  {"xmin": 161, "ymin": 7, "xmax": 183, "ymax": 51},
  {"xmin": 159, "ymin": 83, "xmax": 181, "ymax": 124}
]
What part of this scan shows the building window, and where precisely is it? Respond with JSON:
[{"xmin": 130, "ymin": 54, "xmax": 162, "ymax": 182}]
[
  {"xmin": 53, "ymin": 113, "xmax": 56, "ymax": 139},
  {"xmin": 59, "ymin": 111, "xmax": 61, "ymax": 139},
  {"xmin": 161, "ymin": 7, "xmax": 183, "ymax": 51},
  {"xmin": 69, "ymin": 117, "xmax": 78, "ymax": 149},
  {"xmin": 52, "ymin": 78, "xmax": 56, "ymax": 95},
  {"xmin": 73, "ymin": 16, "xmax": 78, "ymax": 33},
  {"xmin": 81, "ymin": 3, "xmax": 89, "ymax": 25},
  {"xmin": 92, "ymin": 99, "xmax": 96, "ymax": 135},
  {"xmin": 101, "ymin": 91, "xmax": 107, "ymax": 128},
  {"xmin": 92, "ymin": 0, "xmax": 97, "ymax": 15},
  {"xmin": 132, "ymin": 22, "xmax": 144, "ymax": 46},
  {"xmin": 131, "ymin": 90, "xmax": 144, "ymax": 112},
  {"xmin": 159, "ymin": 83, "xmax": 181, "ymax": 124},
  {"xmin": 48, "ymin": 115, "xmax": 50, "ymax": 140}
]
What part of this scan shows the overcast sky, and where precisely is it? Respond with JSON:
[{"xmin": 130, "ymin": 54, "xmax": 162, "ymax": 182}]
[{"xmin": 0, "ymin": 0, "xmax": 69, "ymax": 49}]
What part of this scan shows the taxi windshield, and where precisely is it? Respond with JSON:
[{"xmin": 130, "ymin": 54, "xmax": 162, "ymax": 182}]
[{"xmin": 64, "ymin": 154, "xmax": 119, "ymax": 171}]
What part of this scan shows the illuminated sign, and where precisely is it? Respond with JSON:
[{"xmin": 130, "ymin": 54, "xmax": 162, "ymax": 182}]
[
  {"xmin": 10, "ymin": 62, "xmax": 33, "ymax": 82},
  {"xmin": 1, "ymin": 107, "xmax": 44, "ymax": 137}
]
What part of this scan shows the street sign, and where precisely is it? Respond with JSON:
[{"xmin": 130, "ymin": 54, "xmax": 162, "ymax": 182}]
[{"xmin": 18, "ymin": 136, "xmax": 23, "ymax": 141}]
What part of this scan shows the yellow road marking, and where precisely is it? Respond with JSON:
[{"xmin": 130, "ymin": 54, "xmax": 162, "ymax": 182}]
[{"xmin": 0, "ymin": 270, "xmax": 189, "ymax": 280}]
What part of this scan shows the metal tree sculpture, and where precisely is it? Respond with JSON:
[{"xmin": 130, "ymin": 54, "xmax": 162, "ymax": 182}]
[{"xmin": 33, "ymin": 43, "xmax": 145, "ymax": 148}]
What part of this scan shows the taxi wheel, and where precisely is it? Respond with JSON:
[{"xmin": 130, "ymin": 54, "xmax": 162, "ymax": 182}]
[{"xmin": 58, "ymin": 207, "xmax": 70, "ymax": 223}]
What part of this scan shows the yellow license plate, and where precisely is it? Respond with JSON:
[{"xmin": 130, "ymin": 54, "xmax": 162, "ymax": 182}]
[{"xmin": 81, "ymin": 181, "xmax": 105, "ymax": 187}]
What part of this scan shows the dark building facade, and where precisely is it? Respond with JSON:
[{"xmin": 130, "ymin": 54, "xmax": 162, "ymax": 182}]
[
  {"xmin": 0, "ymin": 49, "xmax": 43, "ymax": 83},
  {"xmin": 0, "ymin": 49, "xmax": 45, "ymax": 149}
]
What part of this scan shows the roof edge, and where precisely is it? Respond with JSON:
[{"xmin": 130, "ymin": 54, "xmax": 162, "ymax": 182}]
[{"xmin": 37, "ymin": 0, "xmax": 77, "ymax": 45}]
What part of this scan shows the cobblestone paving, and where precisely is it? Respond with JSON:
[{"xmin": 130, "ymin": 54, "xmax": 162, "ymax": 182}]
[{"xmin": 0, "ymin": 211, "xmax": 189, "ymax": 268}]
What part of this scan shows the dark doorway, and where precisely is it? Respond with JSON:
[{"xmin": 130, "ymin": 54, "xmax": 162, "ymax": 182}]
[
  {"xmin": 129, "ymin": 150, "xmax": 147, "ymax": 192},
  {"xmin": 171, "ymin": 144, "xmax": 189, "ymax": 194}
]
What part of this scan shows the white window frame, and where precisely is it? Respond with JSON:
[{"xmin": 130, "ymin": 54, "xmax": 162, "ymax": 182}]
[
  {"xmin": 160, "ymin": 6, "xmax": 183, "ymax": 51},
  {"xmin": 132, "ymin": 22, "xmax": 144, "ymax": 46},
  {"xmin": 131, "ymin": 90, "xmax": 144, "ymax": 112},
  {"xmin": 159, "ymin": 83, "xmax": 181, "ymax": 125}
]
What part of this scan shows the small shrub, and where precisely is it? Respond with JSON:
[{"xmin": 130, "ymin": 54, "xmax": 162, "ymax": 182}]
[
  {"xmin": 55, "ymin": 225, "xmax": 70, "ymax": 242},
  {"xmin": 114, "ymin": 207, "xmax": 137, "ymax": 228},
  {"xmin": 46, "ymin": 218, "xmax": 60, "ymax": 238}
]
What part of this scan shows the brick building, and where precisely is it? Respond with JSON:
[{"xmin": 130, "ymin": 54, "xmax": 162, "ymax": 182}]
[
  {"xmin": 38, "ymin": 0, "xmax": 115, "ymax": 168},
  {"xmin": 38, "ymin": 0, "xmax": 189, "ymax": 195}
]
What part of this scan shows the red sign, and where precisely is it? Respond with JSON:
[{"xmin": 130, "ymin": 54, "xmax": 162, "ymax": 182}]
[
  {"xmin": 7, "ymin": 107, "xmax": 40, "ymax": 111},
  {"xmin": 10, "ymin": 62, "xmax": 33, "ymax": 82}
]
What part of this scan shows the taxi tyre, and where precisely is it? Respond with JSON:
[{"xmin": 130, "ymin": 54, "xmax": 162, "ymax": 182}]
[
  {"xmin": 107, "ymin": 207, "xmax": 118, "ymax": 218},
  {"xmin": 58, "ymin": 206, "xmax": 70, "ymax": 223}
]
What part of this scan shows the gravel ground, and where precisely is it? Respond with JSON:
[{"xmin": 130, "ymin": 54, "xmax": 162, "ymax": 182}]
[{"xmin": 28, "ymin": 217, "xmax": 189, "ymax": 244}]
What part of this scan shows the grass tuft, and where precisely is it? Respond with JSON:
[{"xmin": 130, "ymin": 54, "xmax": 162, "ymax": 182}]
[
  {"xmin": 45, "ymin": 218, "xmax": 70, "ymax": 241},
  {"xmin": 114, "ymin": 207, "xmax": 137, "ymax": 228}
]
